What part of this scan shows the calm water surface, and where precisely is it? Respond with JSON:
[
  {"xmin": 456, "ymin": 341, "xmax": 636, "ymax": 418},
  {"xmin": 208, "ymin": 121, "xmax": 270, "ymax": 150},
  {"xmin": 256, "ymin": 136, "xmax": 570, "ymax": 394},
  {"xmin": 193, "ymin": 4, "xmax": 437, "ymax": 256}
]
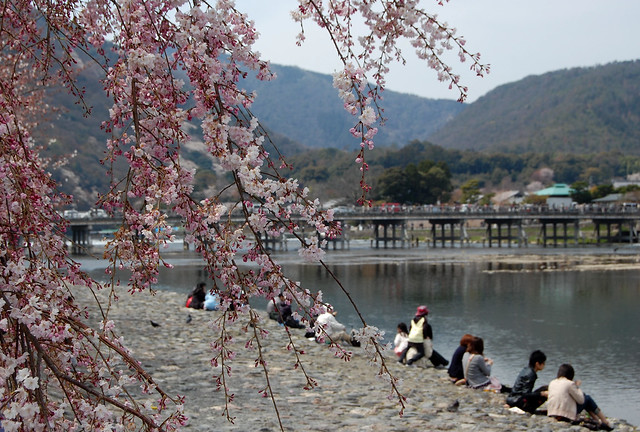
[{"xmin": 83, "ymin": 246, "xmax": 640, "ymax": 426}]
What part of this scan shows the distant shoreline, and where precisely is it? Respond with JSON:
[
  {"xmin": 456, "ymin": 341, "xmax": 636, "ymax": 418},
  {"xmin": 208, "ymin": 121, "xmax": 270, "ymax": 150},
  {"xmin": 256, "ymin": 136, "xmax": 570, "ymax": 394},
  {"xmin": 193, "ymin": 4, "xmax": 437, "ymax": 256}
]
[
  {"xmin": 260, "ymin": 241, "xmax": 640, "ymax": 269},
  {"xmin": 84, "ymin": 236, "xmax": 640, "ymax": 268},
  {"xmin": 113, "ymin": 240, "xmax": 640, "ymax": 271}
]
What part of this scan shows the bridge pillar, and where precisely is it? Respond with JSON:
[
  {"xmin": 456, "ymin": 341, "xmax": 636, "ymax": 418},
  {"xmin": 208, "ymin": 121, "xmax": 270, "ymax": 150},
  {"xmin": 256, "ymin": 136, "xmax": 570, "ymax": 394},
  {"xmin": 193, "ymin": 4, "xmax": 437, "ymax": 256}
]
[
  {"xmin": 260, "ymin": 232, "xmax": 286, "ymax": 251},
  {"xmin": 70, "ymin": 224, "xmax": 91, "ymax": 255},
  {"xmin": 428, "ymin": 219, "xmax": 464, "ymax": 248},
  {"xmin": 484, "ymin": 219, "xmax": 524, "ymax": 248},
  {"xmin": 373, "ymin": 220, "xmax": 405, "ymax": 249},
  {"xmin": 320, "ymin": 229, "xmax": 349, "ymax": 250},
  {"xmin": 539, "ymin": 218, "xmax": 580, "ymax": 247},
  {"xmin": 593, "ymin": 218, "xmax": 638, "ymax": 245}
]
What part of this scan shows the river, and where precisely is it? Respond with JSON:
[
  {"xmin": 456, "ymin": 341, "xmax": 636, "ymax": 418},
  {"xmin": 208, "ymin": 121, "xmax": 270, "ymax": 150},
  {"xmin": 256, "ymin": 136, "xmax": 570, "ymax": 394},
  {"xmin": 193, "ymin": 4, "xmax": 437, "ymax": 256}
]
[{"xmin": 81, "ymin": 242, "xmax": 640, "ymax": 426}]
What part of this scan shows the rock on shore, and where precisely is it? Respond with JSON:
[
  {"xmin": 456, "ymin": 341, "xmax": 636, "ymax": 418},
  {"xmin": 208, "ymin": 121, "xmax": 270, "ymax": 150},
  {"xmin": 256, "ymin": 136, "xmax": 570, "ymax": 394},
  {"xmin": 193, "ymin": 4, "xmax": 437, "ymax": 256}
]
[{"xmin": 73, "ymin": 286, "xmax": 638, "ymax": 432}]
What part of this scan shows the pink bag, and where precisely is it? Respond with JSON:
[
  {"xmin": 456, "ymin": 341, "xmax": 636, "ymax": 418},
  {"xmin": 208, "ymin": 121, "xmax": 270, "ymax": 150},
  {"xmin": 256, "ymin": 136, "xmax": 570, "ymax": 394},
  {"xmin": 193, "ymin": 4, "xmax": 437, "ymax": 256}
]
[{"xmin": 483, "ymin": 376, "xmax": 502, "ymax": 392}]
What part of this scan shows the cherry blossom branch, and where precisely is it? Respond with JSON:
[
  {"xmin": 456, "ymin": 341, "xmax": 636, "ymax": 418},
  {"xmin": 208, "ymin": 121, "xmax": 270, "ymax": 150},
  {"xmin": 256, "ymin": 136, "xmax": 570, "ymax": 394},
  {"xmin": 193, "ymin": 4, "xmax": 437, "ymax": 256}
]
[
  {"xmin": 292, "ymin": 0, "xmax": 488, "ymax": 202},
  {"xmin": 2, "ymin": 1, "xmax": 484, "ymax": 430},
  {"xmin": 316, "ymin": 261, "xmax": 407, "ymax": 414},
  {"xmin": 22, "ymin": 326, "xmax": 166, "ymax": 430}
]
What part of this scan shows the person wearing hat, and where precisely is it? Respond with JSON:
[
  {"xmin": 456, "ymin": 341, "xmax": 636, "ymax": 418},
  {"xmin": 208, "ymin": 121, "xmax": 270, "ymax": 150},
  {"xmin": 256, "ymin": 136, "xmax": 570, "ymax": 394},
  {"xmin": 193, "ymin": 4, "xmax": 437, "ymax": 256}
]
[{"xmin": 398, "ymin": 305, "xmax": 431, "ymax": 366}]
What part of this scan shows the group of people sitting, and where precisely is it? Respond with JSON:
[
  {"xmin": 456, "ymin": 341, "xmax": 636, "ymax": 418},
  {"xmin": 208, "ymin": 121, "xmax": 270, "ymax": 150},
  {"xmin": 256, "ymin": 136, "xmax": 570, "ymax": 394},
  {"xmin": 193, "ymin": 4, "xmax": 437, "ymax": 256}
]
[
  {"xmin": 394, "ymin": 305, "xmax": 449, "ymax": 368},
  {"xmin": 267, "ymin": 294, "xmax": 360, "ymax": 346},
  {"xmin": 189, "ymin": 291, "xmax": 615, "ymax": 430},
  {"xmin": 187, "ymin": 285, "xmax": 360, "ymax": 346},
  {"xmin": 444, "ymin": 333, "xmax": 614, "ymax": 431},
  {"xmin": 185, "ymin": 282, "xmax": 220, "ymax": 311},
  {"xmin": 393, "ymin": 307, "xmax": 614, "ymax": 430}
]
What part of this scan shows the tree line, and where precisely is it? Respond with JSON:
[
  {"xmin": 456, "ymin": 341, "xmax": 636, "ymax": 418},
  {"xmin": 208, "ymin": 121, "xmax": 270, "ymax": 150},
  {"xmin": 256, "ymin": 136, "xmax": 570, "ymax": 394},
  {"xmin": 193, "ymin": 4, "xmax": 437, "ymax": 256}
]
[{"xmin": 286, "ymin": 141, "xmax": 640, "ymax": 205}]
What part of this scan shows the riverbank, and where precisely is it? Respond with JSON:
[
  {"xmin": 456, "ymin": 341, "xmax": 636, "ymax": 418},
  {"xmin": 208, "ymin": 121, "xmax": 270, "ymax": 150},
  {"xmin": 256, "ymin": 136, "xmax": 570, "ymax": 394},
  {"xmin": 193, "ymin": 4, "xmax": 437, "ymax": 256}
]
[{"xmin": 73, "ymin": 285, "xmax": 639, "ymax": 431}]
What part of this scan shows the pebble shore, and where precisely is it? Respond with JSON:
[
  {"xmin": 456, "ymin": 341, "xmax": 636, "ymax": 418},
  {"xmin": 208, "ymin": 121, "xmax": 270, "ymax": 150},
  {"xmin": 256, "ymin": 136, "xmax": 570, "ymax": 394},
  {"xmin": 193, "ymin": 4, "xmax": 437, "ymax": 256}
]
[{"xmin": 74, "ymin": 285, "xmax": 639, "ymax": 432}]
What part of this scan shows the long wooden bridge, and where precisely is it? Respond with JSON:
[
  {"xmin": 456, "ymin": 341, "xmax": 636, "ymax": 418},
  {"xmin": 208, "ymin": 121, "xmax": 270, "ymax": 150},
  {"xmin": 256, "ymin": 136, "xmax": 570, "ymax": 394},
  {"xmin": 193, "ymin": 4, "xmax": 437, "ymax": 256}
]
[
  {"xmin": 66, "ymin": 206, "xmax": 640, "ymax": 253},
  {"xmin": 333, "ymin": 206, "xmax": 640, "ymax": 248}
]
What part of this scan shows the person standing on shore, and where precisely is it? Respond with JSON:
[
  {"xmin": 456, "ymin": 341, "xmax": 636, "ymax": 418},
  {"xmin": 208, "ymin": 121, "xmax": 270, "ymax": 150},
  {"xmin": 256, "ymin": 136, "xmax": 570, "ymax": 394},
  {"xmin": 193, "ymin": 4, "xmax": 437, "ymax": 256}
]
[
  {"xmin": 506, "ymin": 350, "xmax": 549, "ymax": 413},
  {"xmin": 547, "ymin": 363, "xmax": 614, "ymax": 431}
]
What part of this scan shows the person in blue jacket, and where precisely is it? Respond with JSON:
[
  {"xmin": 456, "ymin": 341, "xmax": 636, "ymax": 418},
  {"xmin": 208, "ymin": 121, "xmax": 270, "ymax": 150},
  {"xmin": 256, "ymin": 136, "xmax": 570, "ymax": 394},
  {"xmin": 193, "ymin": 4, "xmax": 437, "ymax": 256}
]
[{"xmin": 204, "ymin": 290, "xmax": 220, "ymax": 311}]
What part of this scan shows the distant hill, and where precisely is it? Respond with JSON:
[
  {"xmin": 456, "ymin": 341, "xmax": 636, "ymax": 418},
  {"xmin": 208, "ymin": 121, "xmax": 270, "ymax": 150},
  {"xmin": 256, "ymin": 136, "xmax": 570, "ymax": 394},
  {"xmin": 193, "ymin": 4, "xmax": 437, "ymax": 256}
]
[
  {"xmin": 428, "ymin": 60, "xmax": 640, "ymax": 154},
  {"xmin": 35, "ymin": 57, "xmax": 465, "ymax": 207},
  {"xmin": 247, "ymin": 64, "xmax": 465, "ymax": 150},
  {"xmin": 35, "ymin": 55, "xmax": 640, "ymax": 208}
]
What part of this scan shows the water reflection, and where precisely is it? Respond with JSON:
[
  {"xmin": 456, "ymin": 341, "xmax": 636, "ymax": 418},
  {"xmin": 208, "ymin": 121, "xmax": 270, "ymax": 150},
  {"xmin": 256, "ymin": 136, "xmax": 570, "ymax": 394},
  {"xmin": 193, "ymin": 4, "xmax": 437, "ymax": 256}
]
[{"xmin": 87, "ymin": 257, "xmax": 640, "ymax": 426}]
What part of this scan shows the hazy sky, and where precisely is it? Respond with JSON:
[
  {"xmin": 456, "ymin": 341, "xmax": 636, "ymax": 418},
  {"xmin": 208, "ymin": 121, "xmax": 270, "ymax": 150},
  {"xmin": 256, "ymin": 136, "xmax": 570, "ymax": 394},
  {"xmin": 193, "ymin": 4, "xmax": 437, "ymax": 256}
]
[{"xmin": 234, "ymin": 1, "xmax": 640, "ymax": 102}]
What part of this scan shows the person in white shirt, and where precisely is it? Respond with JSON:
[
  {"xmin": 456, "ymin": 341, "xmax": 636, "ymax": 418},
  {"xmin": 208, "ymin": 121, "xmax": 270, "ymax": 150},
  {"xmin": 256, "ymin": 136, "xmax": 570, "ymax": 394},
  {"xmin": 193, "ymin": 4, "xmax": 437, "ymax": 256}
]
[
  {"xmin": 393, "ymin": 322, "xmax": 409, "ymax": 358},
  {"xmin": 315, "ymin": 307, "xmax": 352, "ymax": 344},
  {"xmin": 547, "ymin": 363, "xmax": 613, "ymax": 431}
]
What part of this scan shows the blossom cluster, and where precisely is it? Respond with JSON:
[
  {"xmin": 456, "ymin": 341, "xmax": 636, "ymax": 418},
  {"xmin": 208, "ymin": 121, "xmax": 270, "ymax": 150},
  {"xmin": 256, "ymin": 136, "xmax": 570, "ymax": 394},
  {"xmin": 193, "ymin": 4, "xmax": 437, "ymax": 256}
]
[
  {"xmin": 1, "ymin": 0, "xmax": 483, "ymax": 429},
  {"xmin": 294, "ymin": 0, "xmax": 488, "ymax": 204}
]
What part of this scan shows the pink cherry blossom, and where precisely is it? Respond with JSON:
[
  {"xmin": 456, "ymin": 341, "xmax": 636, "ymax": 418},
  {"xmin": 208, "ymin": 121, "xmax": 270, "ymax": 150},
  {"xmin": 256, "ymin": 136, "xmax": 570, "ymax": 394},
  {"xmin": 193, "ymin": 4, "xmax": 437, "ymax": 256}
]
[{"xmin": 1, "ymin": 0, "xmax": 485, "ymax": 429}]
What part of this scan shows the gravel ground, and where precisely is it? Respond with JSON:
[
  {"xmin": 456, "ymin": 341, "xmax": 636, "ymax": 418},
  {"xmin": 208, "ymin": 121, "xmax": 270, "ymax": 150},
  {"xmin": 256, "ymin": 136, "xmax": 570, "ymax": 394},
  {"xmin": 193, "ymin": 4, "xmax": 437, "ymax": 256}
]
[{"xmin": 71, "ymin": 284, "xmax": 639, "ymax": 432}]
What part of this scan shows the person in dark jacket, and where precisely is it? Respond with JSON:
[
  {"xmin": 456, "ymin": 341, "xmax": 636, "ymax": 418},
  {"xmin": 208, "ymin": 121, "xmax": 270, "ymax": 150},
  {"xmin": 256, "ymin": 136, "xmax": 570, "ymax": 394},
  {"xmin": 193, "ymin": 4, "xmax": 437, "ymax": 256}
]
[
  {"xmin": 187, "ymin": 282, "xmax": 207, "ymax": 309},
  {"xmin": 448, "ymin": 334, "xmax": 474, "ymax": 384},
  {"xmin": 506, "ymin": 350, "xmax": 549, "ymax": 413},
  {"xmin": 268, "ymin": 293, "xmax": 305, "ymax": 329},
  {"xmin": 277, "ymin": 299, "xmax": 305, "ymax": 329},
  {"xmin": 425, "ymin": 321, "xmax": 450, "ymax": 368}
]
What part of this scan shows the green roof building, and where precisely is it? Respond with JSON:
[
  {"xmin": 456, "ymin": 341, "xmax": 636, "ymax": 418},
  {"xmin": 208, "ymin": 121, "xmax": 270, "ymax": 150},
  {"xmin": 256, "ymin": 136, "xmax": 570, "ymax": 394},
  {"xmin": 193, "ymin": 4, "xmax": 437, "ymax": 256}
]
[
  {"xmin": 534, "ymin": 183, "xmax": 574, "ymax": 197},
  {"xmin": 534, "ymin": 183, "xmax": 574, "ymax": 208}
]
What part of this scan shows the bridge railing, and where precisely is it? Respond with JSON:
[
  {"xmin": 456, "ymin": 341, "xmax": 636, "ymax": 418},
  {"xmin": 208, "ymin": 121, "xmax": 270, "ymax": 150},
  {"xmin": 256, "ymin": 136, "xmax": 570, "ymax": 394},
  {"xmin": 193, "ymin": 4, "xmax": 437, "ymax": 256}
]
[
  {"xmin": 331, "ymin": 203, "xmax": 640, "ymax": 219},
  {"xmin": 64, "ymin": 203, "xmax": 640, "ymax": 225}
]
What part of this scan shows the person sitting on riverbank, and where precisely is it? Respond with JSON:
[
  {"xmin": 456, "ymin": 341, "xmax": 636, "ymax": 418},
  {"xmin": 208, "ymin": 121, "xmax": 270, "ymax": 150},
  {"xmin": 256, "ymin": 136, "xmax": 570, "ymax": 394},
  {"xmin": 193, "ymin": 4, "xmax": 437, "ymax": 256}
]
[
  {"xmin": 398, "ymin": 305, "xmax": 430, "ymax": 366},
  {"xmin": 204, "ymin": 290, "xmax": 220, "ymax": 311},
  {"xmin": 267, "ymin": 295, "xmax": 280, "ymax": 321},
  {"xmin": 547, "ymin": 363, "xmax": 613, "ymax": 431},
  {"xmin": 186, "ymin": 282, "xmax": 206, "ymax": 309},
  {"xmin": 462, "ymin": 336, "xmax": 509, "ymax": 393},
  {"xmin": 267, "ymin": 294, "xmax": 289, "ymax": 321},
  {"xmin": 278, "ymin": 300, "xmax": 306, "ymax": 329},
  {"xmin": 398, "ymin": 305, "xmax": 449, "ymax": 368},
  {"xmin": 394, "ymin": 323, "xmax": 409, "ymax": 358},
  {"xmin": 506, "ymin": 350, "xmax": 548, "ymax": 413},
  {"xmin": 426, "ymin": 323, "xmax": 449, "ymax": 369},
  {"xmin": 425, "ymin": 320, "xmax": 449, "ymax": 369},
  {"xmin": 315, "ymin": 307, "xmax": 353, "ymax": 345},
  {"xmin": 448, "ymin": 334, "xmax": 474, "ymax": 384},
  {"xmin": 267, "ymin": 293, "xmax": 305, "ymax": 329}
]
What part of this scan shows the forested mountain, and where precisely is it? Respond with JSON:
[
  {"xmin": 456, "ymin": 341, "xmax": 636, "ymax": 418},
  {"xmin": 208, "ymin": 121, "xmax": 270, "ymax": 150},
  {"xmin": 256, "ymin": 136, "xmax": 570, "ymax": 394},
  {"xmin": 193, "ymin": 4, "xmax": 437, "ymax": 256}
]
[
  {"xmin": 35, "ymin": 56, "xmax": 640, "ymax": 208},
  {"xmin": 248, "ymin": 64, "xmax": 465, "ymax": 150},
  {"xmin": 428, "ymin": 60, "xmax": 640, "ymax": 154},
  {"xmin": 36, "ymin": 56, "xmax": 464, "ymax": 207}
]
